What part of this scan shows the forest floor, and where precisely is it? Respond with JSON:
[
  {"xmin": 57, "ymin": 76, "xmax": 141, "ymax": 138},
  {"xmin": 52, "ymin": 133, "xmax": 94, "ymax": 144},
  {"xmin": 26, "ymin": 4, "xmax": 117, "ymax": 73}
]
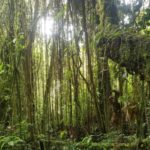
[
  {"xmin": 1, "ymin": 128, "xmax": 150, "ymax": 150},
  {"xmin": 39, "ymin": 131, "xmax": 150, "ymax": 150}
]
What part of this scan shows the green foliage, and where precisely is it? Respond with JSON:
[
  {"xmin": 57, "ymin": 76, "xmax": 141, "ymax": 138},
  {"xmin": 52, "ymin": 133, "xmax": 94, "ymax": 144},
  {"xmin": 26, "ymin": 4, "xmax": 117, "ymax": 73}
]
[
  {"xmin": 0, "ymin": 135, "xmax": 24, "ymax": 150},
  {"xmin": 59, "ymin": 130, "xmax": 68, "ymax": 139},
  {"xmin": 137, "ymin": 8, "xmax": 150, "ymax": 35},
  {"xmin": 54, "ymin": 6, "xmax": 65, "ymax": 21},
  {"xmin": 14, "ymin": 33, "xmax": 25, "ymax": 53},
  {"xmin": 81, "ymin": 136, "xmax": 92, "ymax": 145},
  {"xmin": 15, "ymin": 120, "xmax": 29, "ymax": 139},
  {"xmin": 0, "ymin": 63, "xmax": 12, "ymax": 122},
  {"xmin": 0, "ymin": 1, "xmax": 150, "ymax": 150}
]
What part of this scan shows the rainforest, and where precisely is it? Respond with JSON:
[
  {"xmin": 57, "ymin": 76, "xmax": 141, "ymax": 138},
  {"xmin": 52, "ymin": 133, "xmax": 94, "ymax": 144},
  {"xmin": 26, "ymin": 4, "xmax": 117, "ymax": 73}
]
[{"xmin": 0, "ymin": 0, "xmax": 150, "ymax": 149}]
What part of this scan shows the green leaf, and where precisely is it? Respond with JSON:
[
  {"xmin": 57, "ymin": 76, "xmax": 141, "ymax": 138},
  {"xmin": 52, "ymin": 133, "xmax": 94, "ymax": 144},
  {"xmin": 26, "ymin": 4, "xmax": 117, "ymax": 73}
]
[{"xmin": 8, "ymin": 141, "xmax": 14, "ymax": 146}]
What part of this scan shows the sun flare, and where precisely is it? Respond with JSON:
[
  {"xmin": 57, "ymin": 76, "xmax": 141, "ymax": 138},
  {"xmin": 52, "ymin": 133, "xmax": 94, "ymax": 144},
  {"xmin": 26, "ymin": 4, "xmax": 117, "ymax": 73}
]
[{"xmin": 40, "ymin": 17, "xmax": 54, "ymax": 38}]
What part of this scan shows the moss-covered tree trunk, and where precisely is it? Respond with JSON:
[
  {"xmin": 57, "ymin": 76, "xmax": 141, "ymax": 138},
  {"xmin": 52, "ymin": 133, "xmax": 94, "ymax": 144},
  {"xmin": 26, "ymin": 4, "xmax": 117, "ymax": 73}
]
[
  {"xmin": 81, "ymin": 0, "xmax": 103, "ymax": 130},
  {"xmin": 24, "ymin": 0, "xmax": 39, "ymax": 148},
  {"xmin": 96, "ymin": 0, "xmax": 119, "ymax": 132},
  {"xmin": 97, "ymin": 0, "xmax": 149, "ymax": 138}
]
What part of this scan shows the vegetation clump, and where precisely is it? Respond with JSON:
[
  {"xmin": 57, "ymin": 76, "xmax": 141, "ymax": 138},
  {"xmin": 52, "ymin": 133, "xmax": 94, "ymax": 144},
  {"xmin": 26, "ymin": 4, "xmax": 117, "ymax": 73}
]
[{"xmin": 0, "ymin": 0, "xmax": 150, "ymax": 149}]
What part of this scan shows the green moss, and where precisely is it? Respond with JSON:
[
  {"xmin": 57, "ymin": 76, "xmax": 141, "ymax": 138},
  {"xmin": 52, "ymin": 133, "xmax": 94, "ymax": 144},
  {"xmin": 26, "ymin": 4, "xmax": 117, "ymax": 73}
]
[{"xmin": 96, "ymin": 27, "xmax": 150, "ymax": 79}]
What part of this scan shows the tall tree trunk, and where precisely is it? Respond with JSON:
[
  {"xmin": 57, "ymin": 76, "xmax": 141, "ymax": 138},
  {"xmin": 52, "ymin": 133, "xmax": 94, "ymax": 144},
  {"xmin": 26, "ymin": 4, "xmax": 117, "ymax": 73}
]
[
  {"xmin": 24, "ymin": 0, "xmax": 39, "ymax": 147},
  {"xmin": 68, "ymin": 0, "xmax": 81, "ymax": 128},
  {"xmin": 81, "ymin": 0, "xmax": 103, "ymax": 130},
  {"xmin": 2, "ymin": 0, "xmax": 15, "ymax": 128},
  {"xmin": 42, "ymin": 40, "xmax": 55, "ymax": 133},
  {"xmin": 96, "ymin": 0, "xmax": 118, "ymax": 132}
]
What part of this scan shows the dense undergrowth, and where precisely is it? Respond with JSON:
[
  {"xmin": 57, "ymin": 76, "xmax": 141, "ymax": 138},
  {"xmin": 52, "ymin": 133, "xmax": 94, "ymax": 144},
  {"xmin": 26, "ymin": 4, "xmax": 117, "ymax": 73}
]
[
  {"xmin": 1, "ymin": 125, "xmax": 150, "ymax": 150},
  {"xmin": 0, "ymin": 1, "xmax": 150, "ymax": 150}
]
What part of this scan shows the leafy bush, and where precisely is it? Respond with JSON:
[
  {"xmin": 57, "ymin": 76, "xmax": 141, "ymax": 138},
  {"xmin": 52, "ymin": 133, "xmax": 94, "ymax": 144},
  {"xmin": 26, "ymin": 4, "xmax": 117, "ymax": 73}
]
[{"xmin": 0, "ymin": 135, "xmax": 24, "ymax": 150}]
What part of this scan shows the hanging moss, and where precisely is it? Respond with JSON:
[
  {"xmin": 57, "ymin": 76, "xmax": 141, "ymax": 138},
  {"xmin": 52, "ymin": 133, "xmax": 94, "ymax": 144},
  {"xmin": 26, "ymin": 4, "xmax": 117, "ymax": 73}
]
[{"xmin": 97, "ymin": 28, "xmax": 150, "ymax": 80}]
